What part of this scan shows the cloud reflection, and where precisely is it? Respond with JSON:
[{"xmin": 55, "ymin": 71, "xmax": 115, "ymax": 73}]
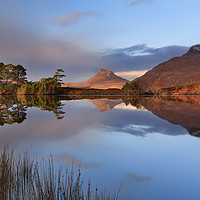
[
  {"xmin": 126, "ymin": 172, "xmax": 152, "ymax": 182},
  {"xmin": 124, "ymin": 124, "xmax": 153, "ymax": 135},
  {"xmin": 54, "ymin": 153, "xmax": 103, "ymax": 169},
  {"xmin": 0, "ymin": 97, "xmax": 191, "ymax": 145}
]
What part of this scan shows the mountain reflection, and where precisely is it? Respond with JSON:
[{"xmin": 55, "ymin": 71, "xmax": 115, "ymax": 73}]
[
  {"xmin": 1, "ymin": 95, "xmax": 200, "ymax": 137},
  {"xmin": 64, "ymin": 95, "xmax": 200, "ymax": 137},
  {"xmin": 87, "ymin": 99, "xmax": 123, "ymax": 112},
  {"xmin": 126, "ymin": 96, "xmax": 200, "ymax": 137}
]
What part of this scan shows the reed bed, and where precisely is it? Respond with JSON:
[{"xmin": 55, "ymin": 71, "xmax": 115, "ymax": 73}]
[{"xmin": 0, "ymin": 146, "xmax": 120, "ymax": 200}]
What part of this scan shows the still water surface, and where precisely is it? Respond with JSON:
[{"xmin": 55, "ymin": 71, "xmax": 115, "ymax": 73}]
[{"xmin": 1, "ymin": 95, "xmax": 200, "ymax": 200}]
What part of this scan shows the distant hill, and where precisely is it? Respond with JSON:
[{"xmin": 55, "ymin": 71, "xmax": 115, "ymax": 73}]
[
  {"xmin": 131, "ymin": 44, "xmax": 200, "ymax": 93},
  {"xmin": 62, "ymin": 69, "xmax": 129, "ymax": 89}
]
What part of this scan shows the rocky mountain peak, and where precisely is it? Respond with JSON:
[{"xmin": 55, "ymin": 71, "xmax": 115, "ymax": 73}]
[
  {"xmin": 99, "ymin": 69, "xmax": 109, "ymax": 73},
  {"xmin": 62, "ymin": 68, "xmax": 128, "ymax": 89},
  {"xmin": 97, "ymin": 69, "xmax": 114, "ymax": 77},
  {"xmin": 132, "ymin": 44, "xmax": 200, "ymax": 92},
  {"xmin": 184, "ymin": 44, "xmax": 200, "ymax": 56}
]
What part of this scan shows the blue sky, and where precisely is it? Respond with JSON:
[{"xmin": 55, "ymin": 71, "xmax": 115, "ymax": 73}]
[{"xmin": 0, "ymin": 0, "xmax": 199, "ymax": 81}]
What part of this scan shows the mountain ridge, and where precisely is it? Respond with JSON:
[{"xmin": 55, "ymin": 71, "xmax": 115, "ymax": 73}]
[{"xmin": 131, "ymin": 44, "xmax": 200, "ymax": 93}]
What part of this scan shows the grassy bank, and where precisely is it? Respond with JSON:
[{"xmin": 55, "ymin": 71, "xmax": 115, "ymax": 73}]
[{"xmin": 0, "ymin": 146, "xmax": 120, "ymax": 200}]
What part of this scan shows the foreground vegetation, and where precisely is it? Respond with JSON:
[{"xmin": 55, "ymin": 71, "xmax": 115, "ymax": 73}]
[{"xmin": 0, "ymin": 146, "xmax": 120, "ymax": 200}]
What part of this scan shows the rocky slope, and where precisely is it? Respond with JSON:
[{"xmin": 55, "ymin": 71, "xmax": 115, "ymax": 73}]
[
  {"xmin": 62, "ymin": 69, "xmax": 129, "ymax": 89},
  {"xmin": 133, "ymin": 44, "xmax": 200, "ymax": 92}
]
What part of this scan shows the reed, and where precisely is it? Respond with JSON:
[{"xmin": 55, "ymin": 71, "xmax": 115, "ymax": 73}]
[{"xmin": 0, "ymin": 146, "xmax": 119, "ymax": 200}]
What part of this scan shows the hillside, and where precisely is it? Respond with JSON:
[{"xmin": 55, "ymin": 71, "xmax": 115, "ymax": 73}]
[
  {"xmin": 131, "ymin": 45, "xmax": 200, "ymax": 93},
  {"xmin": 62, "ymin": 69, "xmax": 129, "ymax": 89}
]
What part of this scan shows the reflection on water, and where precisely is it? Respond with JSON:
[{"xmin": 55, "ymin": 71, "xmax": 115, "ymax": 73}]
[
  {"xmin": 1, "ymin": 95, "xmax": 200, "ymax": 199},
  {"xmin": 138, "ymin": 96, "xmax": 200, "ymax": 137},
  {"xmin": 1, "ymin": 95, "xmax": 200, "ymax": 137},
  {"xmin": 0, "ymin": 96, "xmax": 26, "ymax": 126},
  {"xmin": 0, "ymin": 95, "xmax": 65, "ymax": 127},
  {"xmin": 87, "ymin": 98, "xmax": 123, "ymax": 112}
]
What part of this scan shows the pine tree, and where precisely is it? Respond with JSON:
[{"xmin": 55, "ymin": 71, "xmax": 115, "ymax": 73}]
[
  {"xmin": 53, "ymin": 69, "xmax": 65, "ymax": 84},
  {"xmin": 12, "ymin": 65, "xmax": 27, "ymax": 85}
]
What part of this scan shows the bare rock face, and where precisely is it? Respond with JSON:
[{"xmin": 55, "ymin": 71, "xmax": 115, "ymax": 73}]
[
  {"xmin": 184, "ymin": 44, "xmax": 200, "ymax": 56},
  {"xmin": 62, "ymin": 69, "xmax": 129, "ymax": 89},
  {"xmin": 133, "ymin": 44, "xmax": 200, "ymax": 92}
]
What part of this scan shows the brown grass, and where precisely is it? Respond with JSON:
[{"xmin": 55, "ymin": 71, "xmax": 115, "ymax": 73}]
[{"xmin": 0, "ymin": 145, "xmax": 120, "ymax": 200}]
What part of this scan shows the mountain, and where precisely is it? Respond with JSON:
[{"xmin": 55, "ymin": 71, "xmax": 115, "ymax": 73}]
[
  {"xmin": 132, "ymin": 44, "xmax": 200, "ymax": 92},
  {"xmin": 62, "ymin": 69, "xmax": 129, "ymax": 89}
]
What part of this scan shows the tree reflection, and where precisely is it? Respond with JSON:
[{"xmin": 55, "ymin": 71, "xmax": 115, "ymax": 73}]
[
  {"xmin": 0, "ymin": 95, "xmax": 65, "ymax": 126},
  {"xmin": 0, "ymin": 96, "xmax": 26, "ymax": 126},
  {"xmin": 18, "ymin": 95, "xmax": 65, "ymax": 120},
  {"xmin": 122, "ymin": 97, "xmax": 144, "ymax": 109}
]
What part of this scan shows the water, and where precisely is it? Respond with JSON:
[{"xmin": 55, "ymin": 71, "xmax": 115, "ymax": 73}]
[{"xmin": 1, "ymin": 95, "xmax": 200, "ymax": 200}]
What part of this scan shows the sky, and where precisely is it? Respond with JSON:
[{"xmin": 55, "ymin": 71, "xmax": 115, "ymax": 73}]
[{"xmin": 0, "ymin": 0, "xmax": 200, "ymax": 82}]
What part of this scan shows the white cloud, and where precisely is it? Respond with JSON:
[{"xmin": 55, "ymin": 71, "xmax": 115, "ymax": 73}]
[
  {"xmin": 127, "ymin": 0, "xmax": 154, "ymax": 7},
  {"xmin": 114, "ymin": 103, "xmax": 147, "ymax": 111},
  {"xmin": 115, "ymin": 70, "xmax": 147, "ymax": 80},
  {"xmin": 39, "ymin": 11, "xmax": 101, "ymax": 27},
  {"xmin": 0, "ymin": 20, "xmax": 189, "ymax": 82}
]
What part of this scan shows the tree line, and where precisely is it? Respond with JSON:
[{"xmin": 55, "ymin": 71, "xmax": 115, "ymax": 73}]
[
  {"xmin": 0, "ymin": 62, "xmax": 27, "ymax": 85},
  {"xmin": 0, "ymin": 62, "xmax": 65, "ymax": 95}
]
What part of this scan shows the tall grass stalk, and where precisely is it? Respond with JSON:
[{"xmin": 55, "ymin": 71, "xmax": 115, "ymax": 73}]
[{"xmin": 0, "ymin": 146, "xmax": 119, "ymax": 200}]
